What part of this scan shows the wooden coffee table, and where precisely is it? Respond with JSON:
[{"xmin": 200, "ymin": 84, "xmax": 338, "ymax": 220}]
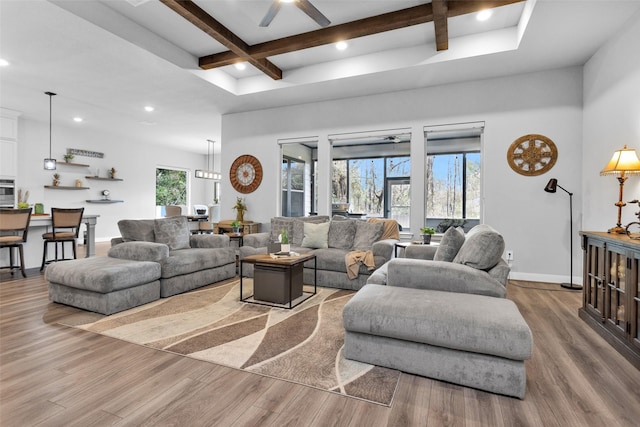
[{"xmin": 240, "ymin": 253, "xmax": 317, "ymax": 309}]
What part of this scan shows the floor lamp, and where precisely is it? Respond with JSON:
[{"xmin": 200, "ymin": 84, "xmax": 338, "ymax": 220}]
[{"xmin": 544, "ymin": 178, "xmax": 582, "ymax": 290}]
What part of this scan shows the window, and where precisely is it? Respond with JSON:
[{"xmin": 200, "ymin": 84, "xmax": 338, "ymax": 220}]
[
  {"xmin": 424, "ymin": 124, "xmax": 482, "ymax": 232},
  {"xmin": 282, "ymin": 156, "xmax": 306, "ymax": 217},
  {"xmin": 156, "ymin": 167, "xmax": 188, "ymax": 216},
  {"xmin": 331, "ymin": 154, "xmax": 410, "ymax": 223}
]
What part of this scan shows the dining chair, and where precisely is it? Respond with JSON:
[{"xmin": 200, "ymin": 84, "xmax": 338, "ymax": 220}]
[
  {"xmin": 40, "ymin": 207, "xmax": 84, "ymax": 271},
  {"xmin": 165, "ymin": 205, "xmax": 182, "ymax": 217},
  {"xmin": 0, "ymin": 208, "xmax": 32, "ymax": 278}
]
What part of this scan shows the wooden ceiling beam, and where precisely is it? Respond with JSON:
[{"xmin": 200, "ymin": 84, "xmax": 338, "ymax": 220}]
[
  {"xmin": 432, "ymin": 0, "xmax": 449, "ymax": 51},
  {"xmin": 160, "ymin": 0, "xmax": 282, "ymax": 80},
  {"xmin": 197, "ymin": 0, "xmax": 525, "ymax": 75}
]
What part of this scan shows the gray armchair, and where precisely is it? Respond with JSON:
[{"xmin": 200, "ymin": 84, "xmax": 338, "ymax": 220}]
[{"xmin": 367, "ymin": 224, "xmax": 509, "ymax": 298}]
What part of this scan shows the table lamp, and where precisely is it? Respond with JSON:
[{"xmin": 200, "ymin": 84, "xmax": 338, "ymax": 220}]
[{"xmin": 600, "ymin": 145, "xmax": 640, "ymax": 234}]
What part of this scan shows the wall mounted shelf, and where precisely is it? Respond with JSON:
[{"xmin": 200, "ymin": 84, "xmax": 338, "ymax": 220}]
[
  {"xmin": 86, "ymin": 199, "xmax": 124, "ymax": 203},
  {"xmin": 59, "ymin": 162, "xmax": 90, "ymax": 167},
  {"xmin": 85, "ymin": 176, "xmax": 123, "ymax": 181},
  {"xmin": 44, "ymin": 186, "xmax": 90, "ymax": 190}
]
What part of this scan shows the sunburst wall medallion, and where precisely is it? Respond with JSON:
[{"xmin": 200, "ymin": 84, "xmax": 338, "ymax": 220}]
[
  {"xmin": 230, "ymin": 154, "xmax": 263, "ymax": 194},
  {"xmin": 507, "ymin": 134, "xmax": 558, "ymax": 176}
]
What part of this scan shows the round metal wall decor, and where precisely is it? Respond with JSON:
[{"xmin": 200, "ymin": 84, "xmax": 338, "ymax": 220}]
[
  {"xmin": 230, "ymin": 154, "xmax": 263, "ymax": 194},
  {"xmin": 507, "ymin": 134, "xmax": 558, "ymax": 176}
]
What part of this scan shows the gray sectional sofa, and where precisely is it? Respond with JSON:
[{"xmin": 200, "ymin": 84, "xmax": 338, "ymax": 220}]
[
  {"xmin": 47, "ymin": 216, "xmax": 236, "ymax": 314},
  {"xmin": 343, "ymin": 224, "xmax": 534, "ymax": 399},
  {"xmin": 110, "ymin": 217, "xmax": 236, "ymax": 297},
  {"xmin": 239, "ymin": 216, "xmax": 397, "ymax": 290}
]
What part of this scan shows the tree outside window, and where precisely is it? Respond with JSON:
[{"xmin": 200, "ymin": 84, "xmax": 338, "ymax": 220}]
[{"xmin": 156, "ymin": 168, "xmax": 187, "ymax": 206}]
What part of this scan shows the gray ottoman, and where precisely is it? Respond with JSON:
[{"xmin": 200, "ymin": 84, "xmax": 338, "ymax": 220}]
[
  {"xmin": 46, "ymin": 256, "xmax": 161, "ymax": 315},
  {"xmin": 342, "ymin": 284, "xmax": 533, "ymax": 399}
]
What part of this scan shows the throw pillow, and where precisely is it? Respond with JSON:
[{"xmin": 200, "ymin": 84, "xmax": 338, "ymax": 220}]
[
  {"xmin": 352, "ymin": 221, "xmax": 384, "ymax": 250},
  {"xmin": 434, "ymin": 226, "xmax": 465, "ymax": 262},
  {"xmin": 452, "ymin": 225, "xmax": 505, "ymax": 270},
  {"xmin": 154, "ymin": 216, "xmax": 190, "ymax": 250},
  {"xmin": 301, "ymin": 221, "xmax": 330, "ymax": 249},
  {"xmin": 292, "ymin": 216, "xmax": 329, "ymax": 246},
  {"xmin": 367, "ymin": 218, "xmax": 400, "ymax": 240},
  {"xmin": 118, "ymin": 219, "xmax": 155, "ymax": 242},
  {"xmin": 328, "ymin": 220, "xmax": 357, "ymax": 250}
]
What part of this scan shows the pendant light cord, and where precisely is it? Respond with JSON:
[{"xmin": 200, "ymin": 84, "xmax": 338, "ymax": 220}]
[{"xmin": 45, "ymin": 91, "xmax": 56, "ymax": 158}]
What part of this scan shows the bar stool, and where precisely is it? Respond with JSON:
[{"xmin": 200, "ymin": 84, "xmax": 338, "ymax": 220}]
[
  {"xmin": 40, "ymin": 207, "xmax": 84, "ymax": 271},
  {"xmin": 0, "ymin": 208, "xmax": 32, "ymax": 278}
]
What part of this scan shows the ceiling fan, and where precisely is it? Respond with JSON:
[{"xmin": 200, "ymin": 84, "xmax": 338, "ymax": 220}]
[{"xmin": 259, "ymin": 0, "xmax": 331, "ymax": 28}]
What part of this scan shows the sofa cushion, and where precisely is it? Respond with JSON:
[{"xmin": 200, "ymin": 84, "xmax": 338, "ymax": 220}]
[
  {"xmin": 302, "ymin": 221, "xmax": 330, "ymax": 249},
  {"xmin": 434, "ymin": 226, "xmax": 465, "ymax": 262},
  {"xmin": 161, "ymin": 247, "xmax": 235, "ymax": 278},
  {"xmin": 118, "ymin": 219, "xmax": 155, "ymax": 242},
  {"xmin": 328, "ymin": 220, "xmax": 357, "ymax": 250},
  {"xmin": 353, "ymin": 221, "xmax": 384, "ymax": 250},
  {"xmin": 154, "ymin": 216, "xmax": 190, "ymax": 250},
  {"xmin": 292, "ymin": 216, "xmax": 330, "ymax": 246},
  {"xmin": 367, "ymin": 218, "xmax": 399, "ymax": 240},
  {"xmin": 453, "ymin": 224, "xmax": 505, "ymax": 270}
]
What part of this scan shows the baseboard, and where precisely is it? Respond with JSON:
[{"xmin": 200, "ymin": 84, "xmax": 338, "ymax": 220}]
[{"xmin": 508, "ymin": 271, "xmax": 582, "ymax": 285}]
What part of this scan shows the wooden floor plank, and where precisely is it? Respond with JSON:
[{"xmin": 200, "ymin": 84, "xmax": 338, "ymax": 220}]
[{"xmin": 2, "ymin": 265, "xmax": 640, "ymax": 426}]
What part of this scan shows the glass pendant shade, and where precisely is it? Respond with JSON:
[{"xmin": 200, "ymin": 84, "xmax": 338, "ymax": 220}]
[{"xmin": 43, "ymin": 91, "xmax": 57, "ymax": 170}]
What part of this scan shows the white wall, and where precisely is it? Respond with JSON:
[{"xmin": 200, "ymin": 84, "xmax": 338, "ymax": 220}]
[
  {"xmin": 15, "ymin": 117, "xmax": 213, "ymax": 241},
  {"xmin": 221, "ymin": 67, "xmax": 584, "ymax": 283},
  {"xmin": 583, "ymin": 11, "xmax": 640, "ymax": 231}
]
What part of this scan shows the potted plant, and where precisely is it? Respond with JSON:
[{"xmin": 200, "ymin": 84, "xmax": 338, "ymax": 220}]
[
  {"xmin": 232, "ymin": 197, "xmax": 247, "ymax": 222},
  {"xmin": 231, "ymin": 220, "xmax": 241, "ymax": 234},
  {"xmin": 420, "ymin": 226, "xmax": 436, "ymax": 244},
  {"xmin": 63, "ymin": 153, "xmax": 74, "ymax": 163},
  {"xmin": 279, "ymin": 228, "xmax": 290, "ymax": 253}
]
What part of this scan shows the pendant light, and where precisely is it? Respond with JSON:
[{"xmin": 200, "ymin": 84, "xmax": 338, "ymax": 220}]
[
  {"xmin": 195, "ymin": 139, "xmax": 221, "ymax": 180},
  {"xmin": 43, "ymin": 91, "xmax": 57, "ymax": 170}
]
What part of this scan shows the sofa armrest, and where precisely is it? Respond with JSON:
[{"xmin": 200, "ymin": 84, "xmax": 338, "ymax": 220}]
[
  {"xmin": 108, "ymin": 241, "xmax": 169, "ymax": 263},
  {"xmin": 372, "ymin": 239, "xmax": 395, "ymax": 262},
  {"xmin": 190, "ymin": 234, "xmax": 229, "ymax": 249},
  {"xmin": 242, "ymin": 232, "xmax": 271, "ymax": 248},
  {"xmin": 487, "ymin": 258, "xmax": 510, "ymax": 286},
  {"xmin": 386, "ymin": 258, "xmax": 506, "ymax": 298},
  {"xmin": 111, "ymin": 237, "xmax": 124, "ymax": 246},
  {"xmin": 404, "ymin": 245, "xmax": 437, "ymax": 260}
]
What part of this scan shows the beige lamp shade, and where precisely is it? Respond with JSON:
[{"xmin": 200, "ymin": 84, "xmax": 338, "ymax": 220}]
[{"xmin": 600, "ymin": 145, "xmax": 640, "ymax": 175}]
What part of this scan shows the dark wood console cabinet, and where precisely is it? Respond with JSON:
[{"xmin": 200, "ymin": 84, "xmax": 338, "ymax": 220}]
[{"xmin": 580, "ymin": 231, "xmax": 640, "ymax": 369}]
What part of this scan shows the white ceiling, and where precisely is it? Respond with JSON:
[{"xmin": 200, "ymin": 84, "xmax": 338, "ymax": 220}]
[{"xmin": 1, "ymin": 0, "xmax": 639, "ymax": 155}]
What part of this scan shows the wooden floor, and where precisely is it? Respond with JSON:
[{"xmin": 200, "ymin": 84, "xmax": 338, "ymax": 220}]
[{"xmin": 2, "ymin": 248, "xmax": 640, "ymax": 426}]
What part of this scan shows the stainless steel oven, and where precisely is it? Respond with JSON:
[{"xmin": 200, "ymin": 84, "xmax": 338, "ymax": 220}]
[{"xmin": 0, "ymin": 179, "xmax": 15, "ymax": 208}]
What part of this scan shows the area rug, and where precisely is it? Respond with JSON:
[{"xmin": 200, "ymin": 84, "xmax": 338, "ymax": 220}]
[{"xmin": 57, "ymin": 280, "xmax": 400, "ymax": 406}]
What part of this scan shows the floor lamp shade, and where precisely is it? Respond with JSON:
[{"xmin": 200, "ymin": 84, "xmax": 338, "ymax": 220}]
[
  {"xmin": 600, "ymin": 145, "xmax": 640, "ymax": 234},
  {"xmin": 544, "ymin": 178, "xmax": 581, "ymax": 290}
]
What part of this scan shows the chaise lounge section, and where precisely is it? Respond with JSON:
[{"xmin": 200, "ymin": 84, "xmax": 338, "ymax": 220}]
[{"xmin": 343, "ymin": 224, "xmax": 534, "ymax": 398}]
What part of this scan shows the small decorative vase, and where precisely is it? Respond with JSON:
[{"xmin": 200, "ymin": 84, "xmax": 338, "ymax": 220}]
[
  {"xmin": 281, "ymin": 244, "xmax": 291, "ymax": 253},
  {"xmin": 422, "ymin": 234, "xmax": 432, "ymax": 244},
  {"xmin": 232, "ymin": 226, "xmax": 240, "ymax": 234},
  {"xmin": 236, "ymin": 210, "xmax": 244, "ymax": 222},
  {"xmin": 53, "ymin": 180, "xmax": 60, "ymax": 187}
]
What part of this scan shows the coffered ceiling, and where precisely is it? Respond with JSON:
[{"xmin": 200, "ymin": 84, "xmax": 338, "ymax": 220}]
[{"xmin": 1, "ymin": 1, "xmax": 639, "ymax": 154}]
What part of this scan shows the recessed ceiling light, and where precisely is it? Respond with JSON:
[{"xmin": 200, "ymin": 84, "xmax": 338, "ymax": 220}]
[
  {"xmin": 336, "ymin": 41, "xmax": 348, "ymax": 51},
  {"xmin": 0, "ymin": 59, "xmax": 9, "ymax": 67},
  {"xmin": 235, "ymin": 62, "xmax": 247, "ymax": 71},
  {"xmin": 477, "ymin": 10, "xmax": 492, "ymax": 21},
  {"xmin": 73, "ymin": 117, "xmax": 83, "ymax": 123},
  {"xmin": 144, "ymin": 106, "xmax": 154, "ymax": 112}
]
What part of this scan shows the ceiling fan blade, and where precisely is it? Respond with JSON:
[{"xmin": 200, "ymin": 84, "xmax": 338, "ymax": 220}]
[
  {"xmin": 259, "ymin": 1, "xmax": 281, "ymax": 27},
  {"xmin": 295, "ymin": 0, "xmax": 331, "ymax": 27}
]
